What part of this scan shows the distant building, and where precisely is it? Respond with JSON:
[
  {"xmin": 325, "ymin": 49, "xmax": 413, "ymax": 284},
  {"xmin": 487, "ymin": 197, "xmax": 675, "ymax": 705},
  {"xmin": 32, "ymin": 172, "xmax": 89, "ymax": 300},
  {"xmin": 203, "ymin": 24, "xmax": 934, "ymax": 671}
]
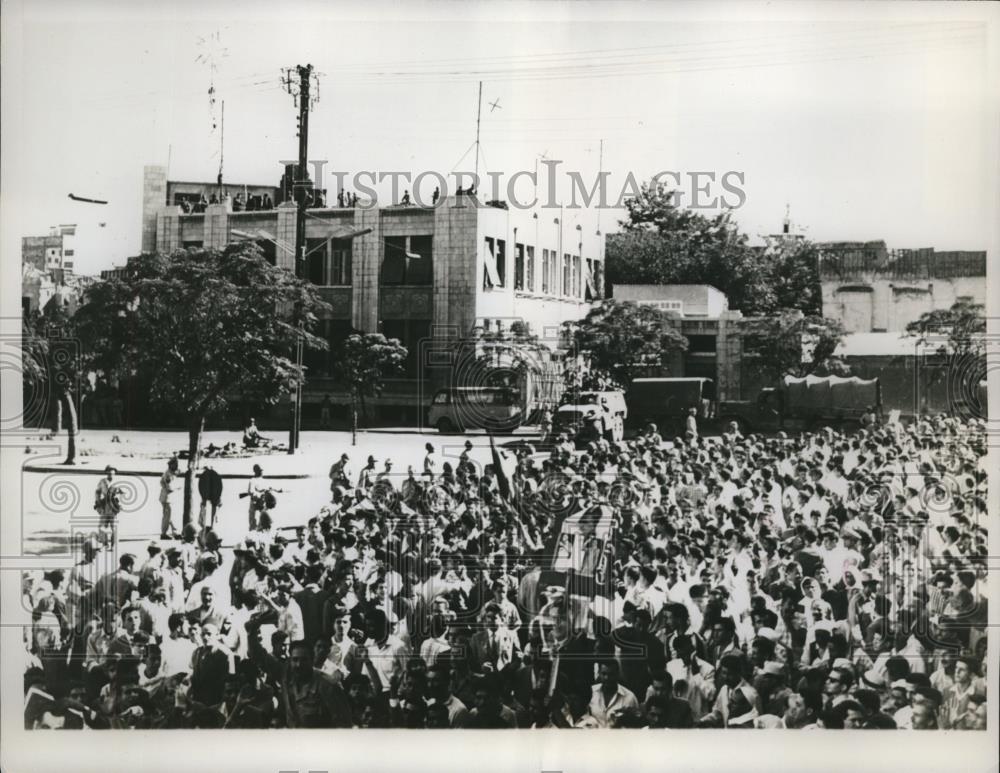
[
  {"xmin": 100, "ymin": 256, "xmax": 140, "ymax": 281},
  {"xmin": 818, "ymin": 241, "xmax": 986, "ymax": 333},
  {"xmin": 612, "ymin": 284, "xmax": 729, "ymax": 317},
  {"xmin": 21, "ymin": 225, "xmax": 84, "ymax": 314},
  {"xmin": 816, "ymin": 241, "xmax": 987, "ymax": 417},
  {"xmin": 610, "ymin": 283, "xmax": 745, "ymax": 401}
]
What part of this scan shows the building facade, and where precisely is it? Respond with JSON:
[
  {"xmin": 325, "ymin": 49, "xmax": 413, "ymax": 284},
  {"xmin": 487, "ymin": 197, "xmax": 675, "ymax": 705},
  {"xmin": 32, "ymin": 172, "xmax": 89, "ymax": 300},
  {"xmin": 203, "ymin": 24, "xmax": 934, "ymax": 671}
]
[
  {"xmin": 818, "ymin": 242, "xmax": 987, "ymax": 333},
  {"xmin": 609, "ymin": 283, "xmax": 745, "ymax": 402},
  {"xmin": 140, "ymin": 165, "xmax": 603, "ymax": 423},
  {"xmin": 21, "ymin": 225, "xmax": 82, "ymax": 314}
]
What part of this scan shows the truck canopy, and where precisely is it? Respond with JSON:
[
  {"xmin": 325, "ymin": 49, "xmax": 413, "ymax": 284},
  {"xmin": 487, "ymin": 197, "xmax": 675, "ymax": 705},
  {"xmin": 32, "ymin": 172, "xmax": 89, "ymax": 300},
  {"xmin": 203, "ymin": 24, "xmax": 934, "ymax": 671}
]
[
  {"xmin": 782, "ymin": 374, "xmax": 879, "ymax": 416},
  {"xmin": 627, "ymin": 378, "xmax": 713, "ymax": 415}
]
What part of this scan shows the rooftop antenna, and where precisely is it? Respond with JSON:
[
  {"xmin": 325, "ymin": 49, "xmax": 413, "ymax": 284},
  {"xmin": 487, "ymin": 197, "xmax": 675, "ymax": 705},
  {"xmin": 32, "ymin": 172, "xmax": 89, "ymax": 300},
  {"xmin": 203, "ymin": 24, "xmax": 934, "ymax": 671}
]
[
  {"xmin": 217, "ymin": 100, "xmax": 225, "ymax": 195},
  {"xmin": 475, "ymin": 81, "xmax": 483, "ymax": 182},
  {"xmin": 597, "ymin": 139, "xmax": 604, "ymax": 234}
]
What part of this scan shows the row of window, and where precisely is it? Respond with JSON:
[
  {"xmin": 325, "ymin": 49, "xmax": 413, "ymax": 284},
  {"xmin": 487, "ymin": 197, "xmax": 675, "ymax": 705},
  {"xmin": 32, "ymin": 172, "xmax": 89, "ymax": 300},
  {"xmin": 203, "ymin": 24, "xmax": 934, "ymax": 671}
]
[
  {"xmin": 194, "ymin": 233, "xmax": 602, "ymax": 297},
  {"xmin": 304, "ymin": 318, "xmax": 430, "ymax": 378},
  {"xmin": 485, "ymin": 237, "xmax": 601, "ymax": 299}
]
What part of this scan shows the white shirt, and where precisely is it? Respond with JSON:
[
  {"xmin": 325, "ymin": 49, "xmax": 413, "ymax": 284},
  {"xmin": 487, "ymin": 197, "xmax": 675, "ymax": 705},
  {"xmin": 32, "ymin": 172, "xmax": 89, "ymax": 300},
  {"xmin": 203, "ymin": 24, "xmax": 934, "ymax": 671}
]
[
  {"xmin": 276, "ymin": 599, "xmax": 305, "ymax": 641},
  {"xmin": 161, "ymin": 635, "xmax": 196, "ymax": 677},
  {"xmin": 589, "ymin": 683, "xmax": 639, "ymax": 728}
]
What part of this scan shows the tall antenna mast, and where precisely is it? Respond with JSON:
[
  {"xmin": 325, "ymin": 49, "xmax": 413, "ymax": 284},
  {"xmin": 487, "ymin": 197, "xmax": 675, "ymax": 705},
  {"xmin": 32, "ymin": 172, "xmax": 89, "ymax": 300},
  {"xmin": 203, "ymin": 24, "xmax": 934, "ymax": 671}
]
[
  {"xmin": 474, "ymin": 81, "xmax": 483, "ymax": 183},
  {"xmin": 597, "ymin": 138, "xmax": 604, "ymax": 233},
  {"xmin": 217, "ymin": 100, "xmax": 225, "ymax": 194}
]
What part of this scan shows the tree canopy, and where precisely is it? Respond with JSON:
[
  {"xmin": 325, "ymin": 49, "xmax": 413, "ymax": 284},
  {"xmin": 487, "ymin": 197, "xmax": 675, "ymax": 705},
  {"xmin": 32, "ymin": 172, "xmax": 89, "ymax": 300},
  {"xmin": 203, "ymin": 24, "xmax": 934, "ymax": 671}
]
[
  {"xmin": 334, "ymin": 332, "xmax": 408, "ymax": 423},
  {"xmin": 74, "ymin": 242, "xmax": 330, "ymax": 522},
  {"xmin": 22, "ymin": 301, "xmax": 84, "ymax": 462},
  {"xmin": 607, "ymin": 181, "xmax": 822, "ymax": 316},
  {"xmin": 906, "ymin": 300, "xmax": 986, "ymax": 404},
  {"xmin": 741, "ymin": 311, "xmax": 848, "ymax": 381},
  {"xmin": 562, "ymin": 299, "xmax": 688, "ymax": 388}
]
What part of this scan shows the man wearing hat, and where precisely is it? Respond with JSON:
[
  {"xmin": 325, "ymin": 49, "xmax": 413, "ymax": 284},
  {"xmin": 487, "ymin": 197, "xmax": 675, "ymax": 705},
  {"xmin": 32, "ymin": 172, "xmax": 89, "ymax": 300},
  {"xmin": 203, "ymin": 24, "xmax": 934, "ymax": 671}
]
[
  {"xmin": 94, "ymin": 466, "xmax": 121, "ymax": 542},
  {"xmin": 329, "ymin": 453, "xmax": 352, "ymax": 500},
  {"xmin": 358, "ymin": 455, "xmax": 379, "ymax": 490}
]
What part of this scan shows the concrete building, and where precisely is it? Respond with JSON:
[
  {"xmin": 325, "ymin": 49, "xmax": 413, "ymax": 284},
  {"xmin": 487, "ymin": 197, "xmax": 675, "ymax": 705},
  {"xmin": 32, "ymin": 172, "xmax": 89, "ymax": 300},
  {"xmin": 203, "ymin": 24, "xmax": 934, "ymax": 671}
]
[
  {"xmin": 140, "ymin": 165, "xmax": 604, "ymax": 422},
  {"xmin": 21, "ymin": 225, "xmax": 83, "ymax": 313},
  {"xmin": 609, "ymin": 283, "xmax": 744, "ymax": 402},
  {"xmin": 818, "ymin": 242, "xmax": 987, "ymax": 333},
  {"xmin": 613, "ymin": 284, "xmax": 729, "ymax": 317}
]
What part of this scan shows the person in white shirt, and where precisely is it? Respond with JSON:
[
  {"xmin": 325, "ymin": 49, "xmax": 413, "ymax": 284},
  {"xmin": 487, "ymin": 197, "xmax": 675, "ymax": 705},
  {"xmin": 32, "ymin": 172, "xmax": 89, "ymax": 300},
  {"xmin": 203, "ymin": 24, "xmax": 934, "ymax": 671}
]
[
  {"xmin": 270, "ymin": 583, "xmax": 305, "ymax": 642},
  {"xmin": 423, "ymin": 443, "xmax": 439, "ymax": 479},
  {"xmin": 419, "ymin": 614, "xmax": 451, "ymax": 668},
  {"xmin": 320, "ymin": 606, "xmax": 357, "ymax": 678},
  {"xmin": 589, "ymin": 661, "xmax": 639, "ymax": 728},
  {"xmin": 161, "ymin": 613, "xmax": 197, "ymax": 677}
]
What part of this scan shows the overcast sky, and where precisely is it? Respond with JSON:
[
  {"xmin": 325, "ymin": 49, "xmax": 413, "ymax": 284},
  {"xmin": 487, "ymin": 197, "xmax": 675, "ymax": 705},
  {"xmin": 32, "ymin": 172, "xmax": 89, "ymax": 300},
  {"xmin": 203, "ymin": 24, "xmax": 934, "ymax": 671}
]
[{"xmin": 2, "ymin": 1, "xmax": 998, "ymax": 277}]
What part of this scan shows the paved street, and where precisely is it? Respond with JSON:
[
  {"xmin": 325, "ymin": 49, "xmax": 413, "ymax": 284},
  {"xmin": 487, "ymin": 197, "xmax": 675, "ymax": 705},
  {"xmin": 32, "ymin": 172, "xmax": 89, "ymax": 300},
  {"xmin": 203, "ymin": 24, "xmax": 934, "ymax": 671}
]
[{"xmin": 19, "ymin": 428, "xmax": 537, "ymax": 555}]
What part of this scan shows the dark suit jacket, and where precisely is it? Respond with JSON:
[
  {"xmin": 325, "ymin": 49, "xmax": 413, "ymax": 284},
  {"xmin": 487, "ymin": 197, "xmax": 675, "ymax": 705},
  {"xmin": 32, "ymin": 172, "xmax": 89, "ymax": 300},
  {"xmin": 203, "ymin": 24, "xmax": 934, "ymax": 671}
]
[
  {"xmin": 294, "ymin": 586, "xmax": 331, "ymax": 646},
  {"xmin": 662, "ymin": 696, "xmax": 694, "ymax": 728},
  {"xmin": 468, "ymin": 629, "xmax": 519, "ymax": 673}
]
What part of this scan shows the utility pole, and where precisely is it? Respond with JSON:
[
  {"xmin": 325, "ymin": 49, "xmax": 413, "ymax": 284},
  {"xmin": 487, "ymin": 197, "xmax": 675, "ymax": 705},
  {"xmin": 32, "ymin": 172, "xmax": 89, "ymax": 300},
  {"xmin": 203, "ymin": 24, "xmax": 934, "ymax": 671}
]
[{"xmin": 283, "ymin": 63, "xmax": 319, "ymax": 454}]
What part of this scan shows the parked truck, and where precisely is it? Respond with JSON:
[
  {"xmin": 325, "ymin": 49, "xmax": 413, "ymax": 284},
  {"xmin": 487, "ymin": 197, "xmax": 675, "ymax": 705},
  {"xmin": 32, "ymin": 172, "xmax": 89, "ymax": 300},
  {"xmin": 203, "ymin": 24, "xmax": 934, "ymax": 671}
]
[
  {"xmin": 717, "ymin": 374, "xmax": 881, "ymax": 433},
  {"xmin": 552, "ymin": 390, "xmax": 628, "ymax": 444},
  {"xmin": 624, "ymin": 377, "xmax": 716, "ymax": 435}
]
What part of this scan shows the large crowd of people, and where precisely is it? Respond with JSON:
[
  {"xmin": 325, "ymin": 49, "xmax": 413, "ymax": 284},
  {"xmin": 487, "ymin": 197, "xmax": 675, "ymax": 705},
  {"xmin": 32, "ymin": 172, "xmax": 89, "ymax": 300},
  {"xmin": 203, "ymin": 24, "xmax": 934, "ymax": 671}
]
[{"xmin": 23, "ymin": 414, "xmax": 989, "ymax": 731}]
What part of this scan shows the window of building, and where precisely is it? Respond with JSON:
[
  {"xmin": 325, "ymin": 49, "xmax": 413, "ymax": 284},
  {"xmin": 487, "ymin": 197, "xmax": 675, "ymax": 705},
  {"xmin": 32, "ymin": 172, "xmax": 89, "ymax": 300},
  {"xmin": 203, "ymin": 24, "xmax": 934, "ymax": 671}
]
[
  {"xmin": 307, "ymin": 238, "xmax": 354, "ymax": 285},
  {"xmin": 514, "ymin": 243, "xmax": 525, "ymax": 291},
  {"xmin": 255, "ymin": 239, "xmax": 277, "ymax": 266},
  {"xmin": 573, "ymin": 255, "xmax": 582, "ymax": 297},
  {"xmin": 563, "ymin": 254, "xmax": 571, "ymax": 297},
  {"xmin": 687, "ymin": 334, "xmax": 717, "ymax": 354},
  {"xmin": 382, "ymin": 235, "xmax": 432, "ymax": 285},
  {"xmin": 381, "ymin": 319, "xmax": 430, "ymax": 377},
  {"xmin": 305, "ymin": 319, "xmax": 353, "ymax": 376},
  {"xmin": 643, "ymin": 300, "xmax": 683, "ymax": 313},
  {"xmin": 483, "ymin": 237, "xmax": 506, "ymax": 289},
  {"xmin": 526, "ymin": 246, "xmax": 535, "ymax": 292},
  {"xmin": 183, "ymin": 240, "xmax": 203, "ymax": 250},
  {"xmin": 330, "ymin": 239, "xmax": 352, "ymax": 285},
  {"xmin": 541, "ymin": 250, "xmax": 550, "ymax": 294},
  {"xmin": 407, "ymin": 235, "xmax": 433, "ymax": 285}
]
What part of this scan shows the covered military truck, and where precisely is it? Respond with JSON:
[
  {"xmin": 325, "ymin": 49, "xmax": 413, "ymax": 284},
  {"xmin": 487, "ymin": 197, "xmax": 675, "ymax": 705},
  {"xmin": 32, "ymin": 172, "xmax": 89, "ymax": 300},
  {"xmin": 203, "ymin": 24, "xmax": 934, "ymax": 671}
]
[
  {"xmin": 718, "ymin": 374, "xmax": 881, "ymax": 433},
  {"xmin": 625, "ymin": 377, "xmax": 715, "ymax": 435}
]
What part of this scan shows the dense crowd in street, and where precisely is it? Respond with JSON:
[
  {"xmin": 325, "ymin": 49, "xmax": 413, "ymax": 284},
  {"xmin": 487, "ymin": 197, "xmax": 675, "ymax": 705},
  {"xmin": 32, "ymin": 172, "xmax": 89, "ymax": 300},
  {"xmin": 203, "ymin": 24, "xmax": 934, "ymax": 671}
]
[{"xmin": 23, "ymin": 414, "xmax": 989, "ymax": 730}]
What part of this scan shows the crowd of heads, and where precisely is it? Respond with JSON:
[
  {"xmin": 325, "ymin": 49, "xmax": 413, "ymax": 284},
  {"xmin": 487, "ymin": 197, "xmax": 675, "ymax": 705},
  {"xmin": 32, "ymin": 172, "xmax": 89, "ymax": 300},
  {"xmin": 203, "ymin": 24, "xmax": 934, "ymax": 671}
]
[{"xmin": 24, "ymin": 413, "xmax": 989, "ymax": 730}]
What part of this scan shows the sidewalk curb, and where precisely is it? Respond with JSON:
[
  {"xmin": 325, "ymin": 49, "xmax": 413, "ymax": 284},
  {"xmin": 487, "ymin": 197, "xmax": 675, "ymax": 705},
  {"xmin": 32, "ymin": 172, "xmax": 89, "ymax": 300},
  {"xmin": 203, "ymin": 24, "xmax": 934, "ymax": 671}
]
[{"xmin": 22, "ymin": 465, "xmax": 312, "ymax": 480}]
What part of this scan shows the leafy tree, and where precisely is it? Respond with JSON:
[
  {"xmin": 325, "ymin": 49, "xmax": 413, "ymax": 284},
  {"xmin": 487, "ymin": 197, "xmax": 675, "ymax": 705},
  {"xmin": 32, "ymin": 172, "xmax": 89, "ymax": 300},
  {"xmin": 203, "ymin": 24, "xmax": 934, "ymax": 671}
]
[
  {"xmin": 741, "ymin": 311, "xmax": 848, "ymax": 381},
  {"xmin": 608, "ymin": 181, "xmax": 823, "ymax": 316},
  {"xmin": 334, "ymin": 333, "xmax": 408, "ymax": 425},
  {"xmin": 765, "ymin": 239, "xmax": 822, "ymax": 315},
  {"xmin": 906, "ymin": 300, "xmax": 986, "ymax": 402},
  {"xmin": 74, "ymin": 243, "xmax": 329, "ymax": 525},
  {"xmin": 906, "ymin": 299, "xmax": 986, "ymax": 359},
  {"xmin": 22, "ymin": 301, "xmax": 84, "ymax": 464},
  {"xmin": 562, "ymin": 299, "xmax": 688, "ymax": 387}
]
